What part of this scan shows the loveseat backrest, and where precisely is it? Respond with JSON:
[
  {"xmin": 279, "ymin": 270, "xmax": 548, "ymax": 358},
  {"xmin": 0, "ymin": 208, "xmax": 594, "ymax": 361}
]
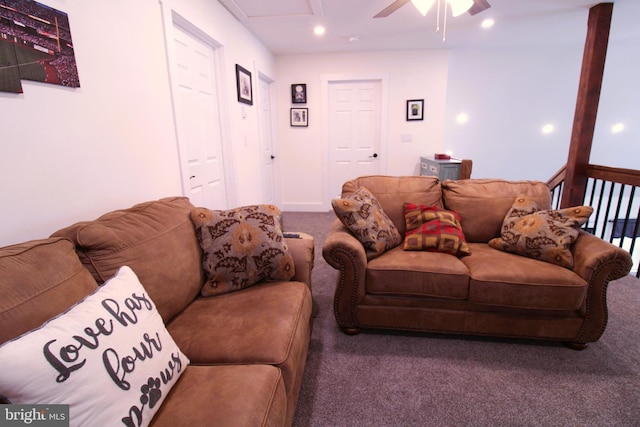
[
  {"xmin": 52, "ymin": 197, "xmax": 204, "ymax": 323},
  {"xmin": 0, "ymin": 237, "xmax": 98, "ymax": 345},
  {"xmin": 342, "ymin": 175, "xmax": 443, "ymax": 235},
  {"xmin": 442, "ymin": 179, "xmax": 552, "ymax": 243}
]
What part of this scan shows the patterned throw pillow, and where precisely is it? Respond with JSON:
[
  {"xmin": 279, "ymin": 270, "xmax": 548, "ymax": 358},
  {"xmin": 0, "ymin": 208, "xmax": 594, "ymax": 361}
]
[
  {"xmin": 403, "ymin": 203, "xmax": 471, "ymax": 256},
  {"xmin": 488, "ymin": 195, "xmax": 593, "ymax": 268},
  {"xmin": 190, "ymin": 205, "xmax": 295, "ymax": 297},
  {"xmin": 332, "ymin": 186, "xmax": 402, "ymax": 260}
]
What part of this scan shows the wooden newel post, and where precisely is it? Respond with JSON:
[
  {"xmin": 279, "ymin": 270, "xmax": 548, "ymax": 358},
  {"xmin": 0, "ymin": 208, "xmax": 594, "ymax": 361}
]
[{"xmin": 561, "ymin": 3, "xmax": 613, "ymax": 208}]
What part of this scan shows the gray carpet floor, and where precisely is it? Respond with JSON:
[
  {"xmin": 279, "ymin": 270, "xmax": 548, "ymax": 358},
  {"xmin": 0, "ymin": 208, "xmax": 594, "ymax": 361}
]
[{"xmin": 283, "ymin": 211, "xmax": 640, "ymax": 427}]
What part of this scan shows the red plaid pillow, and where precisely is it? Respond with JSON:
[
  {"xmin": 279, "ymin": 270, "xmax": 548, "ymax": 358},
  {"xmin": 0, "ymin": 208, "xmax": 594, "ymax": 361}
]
[{"xmin": 403, "ymin": 203, "xmax": 471, "ymax": 256}]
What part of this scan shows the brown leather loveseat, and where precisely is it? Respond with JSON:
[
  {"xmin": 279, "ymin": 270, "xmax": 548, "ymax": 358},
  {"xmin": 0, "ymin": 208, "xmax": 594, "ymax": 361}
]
[
  {"xmin": 323, "ymin": 175, "xmax": 632, "ymax": 349},
  {"xmin": 0, "ymin": 197, "xmax": 314, "ymax": 426}
]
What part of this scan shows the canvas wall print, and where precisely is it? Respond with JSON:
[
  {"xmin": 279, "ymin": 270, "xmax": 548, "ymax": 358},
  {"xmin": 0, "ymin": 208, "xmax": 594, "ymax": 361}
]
[{"xmin": 0, "ymin": 0, "xmax": 80, "ymax": 93}]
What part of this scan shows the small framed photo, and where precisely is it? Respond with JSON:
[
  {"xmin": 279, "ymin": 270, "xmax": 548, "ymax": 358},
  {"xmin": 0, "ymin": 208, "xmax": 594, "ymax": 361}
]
[
  {"xmin": 407, "ymin": 99, "xmax": 424, "ymax": 121},
  {"xmin": 235, "ymin": 64, "xmax": 253, "ymax": 105},
  {"xmin": 290, "ymin": 108, "xmax": 308, "ymax": 127},
  {"xmin": 291, "ymin": 83, "xmax": 307, "ymax": 104}
]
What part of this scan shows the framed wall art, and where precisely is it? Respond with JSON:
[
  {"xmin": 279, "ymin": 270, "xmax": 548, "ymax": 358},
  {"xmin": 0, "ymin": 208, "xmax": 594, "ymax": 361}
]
[
  {"xmin": 0, "ymin": 1, "xmax": 80, "ymax": 94},
  {"xmin": 291, "ymin": 84, "xmax": 307, "ymax": 104},
  {"xmin": 406, "ymin": 99, "xmax": 424, "ymax": 121},
  {"xmin": 290, "ymin": 108, "xmax": 308, "ymax": 127},
  {"xmin": 235, "ymin": 64, "xmax": 253, "ymax": 105}
]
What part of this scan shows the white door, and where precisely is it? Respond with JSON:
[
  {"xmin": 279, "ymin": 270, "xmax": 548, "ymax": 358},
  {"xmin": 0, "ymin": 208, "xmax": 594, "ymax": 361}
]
[
  {"xmin": 328, "ymin": 80, "xmax": 382, "ymax": 199},
  {"xmin": 258, "ymin": 75, "xmax": 276, "ymax": 204},
  {"xmin": 172, "ymin": 23, "xmax": 228, "ymax": 209}
]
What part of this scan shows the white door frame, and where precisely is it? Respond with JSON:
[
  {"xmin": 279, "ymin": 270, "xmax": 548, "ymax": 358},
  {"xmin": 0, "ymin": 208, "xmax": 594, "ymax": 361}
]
[
  {"xmin": 321, "ymin": 73, "xmax": 389, "ymax": 211},
  {"xmin": 159, "ymin": 2, "xmax": 236, "ymax": 208}
]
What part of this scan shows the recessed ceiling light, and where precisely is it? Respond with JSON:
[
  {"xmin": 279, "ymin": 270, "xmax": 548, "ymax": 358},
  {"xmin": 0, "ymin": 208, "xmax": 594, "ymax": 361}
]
[
  {"xmin": 542, "ymin": 124, "xmax": 555, "ymax": 134},
  {"xmin": 611, "ymin": 123, "xmax": 625, "ymax": 133},
  {"xmin": 314, "ymin": 25, "xmax": 326, "ymax": 36},
  {"xmin": 456, "ymin": 113, "xmax": 469, "ymax": 124},
  {"xmin": 481, "ymin": 18, "xmax": 495, "ymax": 29}
]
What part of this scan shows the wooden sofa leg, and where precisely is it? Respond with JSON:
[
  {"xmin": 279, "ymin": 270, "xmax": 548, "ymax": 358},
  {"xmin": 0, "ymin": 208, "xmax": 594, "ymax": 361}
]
[
  {"xmin": 564, "ymin": 342, "xmax": 589, "ymax": 351},
  {"xmin": 341, "ymin": 327, "xmax": 361, "ymax": 335}
]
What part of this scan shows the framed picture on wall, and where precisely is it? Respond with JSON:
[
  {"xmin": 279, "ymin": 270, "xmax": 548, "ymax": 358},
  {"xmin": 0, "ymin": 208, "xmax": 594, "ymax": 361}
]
[
  {"xmin": 290, "ymin": 108, "xmax": 308, "ymax": 127},
  {"xmin": 235, "ymin": 64, "xmax": 253, "ymax": 105},
  {"xmin": 407, "ymin": 99, "xmax": 424, "ymax": 121},
  {"xmin": 291, "ymin": 84, "xmax": 307, "ymax": 104}
]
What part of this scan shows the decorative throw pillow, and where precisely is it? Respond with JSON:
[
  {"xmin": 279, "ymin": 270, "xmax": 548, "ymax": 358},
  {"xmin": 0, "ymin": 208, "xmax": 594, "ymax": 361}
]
[
  {"xmin": 403, "ymin": 203, "xmax": 471, "ymax": 256},
  {"xmin": 190, "ymin": 204, "xmax": 295, "ymax": 297},
  {"xmin": 331, "ymin": 186, "xmax": 402, "ymax": 260},
  {"xmin": 489, "ymin": 195, "xmax": 593, "ymax": 268},
  {"xmin": 0, "ymin": 266, "xmax": 189, "ymax": 427}
]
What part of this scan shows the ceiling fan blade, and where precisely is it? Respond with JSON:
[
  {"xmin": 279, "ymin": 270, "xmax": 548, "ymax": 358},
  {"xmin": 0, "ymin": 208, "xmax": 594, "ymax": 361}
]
[
  {"xmin": 374, "ymin": 0, "xmax": 412, "ymax": 18},
  {"xmin": 468, "ymin": 0, "xmax": 491, "ymax": 16}
]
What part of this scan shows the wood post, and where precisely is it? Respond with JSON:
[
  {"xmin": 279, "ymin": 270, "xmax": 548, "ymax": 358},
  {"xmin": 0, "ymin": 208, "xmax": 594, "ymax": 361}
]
[{"xmin": 561, "ymin": 3, "xmax": 613, "ymax": 208}]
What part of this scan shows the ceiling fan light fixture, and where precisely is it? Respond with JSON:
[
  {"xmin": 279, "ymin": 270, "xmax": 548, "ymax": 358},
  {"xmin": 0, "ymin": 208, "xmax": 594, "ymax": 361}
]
[
  {"xmin": 447, "ymin": 0, "xmax": 474, "ymax": 17},
  {"xmin": 411, "ymin": 0, "xmax": 436, "ymax": 16}
]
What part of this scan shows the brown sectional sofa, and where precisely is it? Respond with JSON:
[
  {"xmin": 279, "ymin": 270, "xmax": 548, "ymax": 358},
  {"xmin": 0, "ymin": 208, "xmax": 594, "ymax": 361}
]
[
  {"xmin": 323, "ymin": 175, "xmax": 633, "ymax": 348},
  {"xmin": 0, "ymin": 197, "xmax": 314, "ymax": 426}
]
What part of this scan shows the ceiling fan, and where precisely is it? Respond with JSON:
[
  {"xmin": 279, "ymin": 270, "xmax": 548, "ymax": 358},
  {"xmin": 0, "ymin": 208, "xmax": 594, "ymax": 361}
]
[{"xmin": 374, "ymin": 0, "xmax": 491, "ymax": 18}]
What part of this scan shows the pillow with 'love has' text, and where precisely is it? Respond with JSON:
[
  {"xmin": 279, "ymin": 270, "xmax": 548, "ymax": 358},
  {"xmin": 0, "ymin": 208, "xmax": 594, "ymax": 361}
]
[{"xmin": 0, "ymin": 266, "xmax": 189, "ymax": 427}]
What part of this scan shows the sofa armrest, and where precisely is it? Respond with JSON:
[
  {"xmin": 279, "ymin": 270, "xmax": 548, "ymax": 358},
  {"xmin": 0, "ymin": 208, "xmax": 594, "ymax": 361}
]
[
  {"xmin": 322, "ymin": 219, "xmax": 368, "ymax": 333},
  {"xmin": 286, "ymin": 232, "xmax": 314, "ymax": 289},
  {"xmin": 572, "ymin": 230, "xmax": 633, "ymax": 342}
]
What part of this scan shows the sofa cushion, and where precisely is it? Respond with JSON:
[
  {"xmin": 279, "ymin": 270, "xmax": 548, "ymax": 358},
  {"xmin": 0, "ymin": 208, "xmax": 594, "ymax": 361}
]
[
  {"xmin": 0, "ymin": 237, "xmax": 98, "ymax": 345},
  {"xmin": 489, "ymin": 196, "xmax": 593, "ymax": 268},
  {"xmin": 403, "ymin": 203, "xmax": 471, "ymax": 256},
  {"xmin": 462, "ymin": 244, "xmax": 587, "ymax": 310},
  {"xmin": 342, "ymin": 175, "xmax": 443, "ymax": 234},
  {"xmin": 52, "ymin": 197, "xmax": 203, "ymax": 323},
  {"xmin": 166, "ymin": 280, "xmax": 312, "ymax": 423},
  {"xmin": 365, "ymin": 245, "xmax": 470, "ymax": 300},
  {"xmin": 150, "ymin": 365, "xmax": 287, "ymax": 427},
  {"xmin": 0, "ymin": 266, "xmax": 189, "ymax": 427},
  {"xmin": 190, "ymin": 205, "xmax": 295, "ymax": 296},
  {"xmin": 442, "ymin": 179, "xmax": 551, "ymax": 243},
  {"xmin": 332, "ymin": 186, "xmax": 402, "ymax": 260}
]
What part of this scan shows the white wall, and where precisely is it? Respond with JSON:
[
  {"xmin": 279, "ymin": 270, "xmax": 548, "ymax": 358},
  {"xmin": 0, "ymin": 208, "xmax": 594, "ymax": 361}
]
[
  {"xmin": 0, "ymin": 0, "xmax": 274, "ymax": 247},
  {"xmin": 443, "ymin": 44, "xmax": 584, "ymax": 181},
  {"xmin": 275, "ymin": 50, "xmax": 450, "ymax": 211},
  {"xmin": 444, "ymin": 0, "xmax": 640, "ymax": 180}
]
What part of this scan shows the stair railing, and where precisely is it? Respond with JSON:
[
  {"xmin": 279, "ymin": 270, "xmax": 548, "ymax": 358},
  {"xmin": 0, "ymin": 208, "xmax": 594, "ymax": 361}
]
[{"xmin": 548, "ymin": 164, "xmax": 640, "ymax": 278}]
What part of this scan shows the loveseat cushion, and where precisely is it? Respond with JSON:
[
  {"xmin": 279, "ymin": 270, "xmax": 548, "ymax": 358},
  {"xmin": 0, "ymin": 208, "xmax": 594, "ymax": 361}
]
[
  {"xmin": 342, "ymin": 175, "xmax": 442, "ymax": 234},
  {"xmin": 462, "ymin": 244, "xmax": 587, "ymax": 310},
  {"xmin": 365, "ymin": 245, "xmax": 470, "ymax": 300},
  {"xmin": 52, "ymin": 197, "xmax": 203, "ymax": 323},
  {"xmin": 150, "ymin": 365, "xmax": 287, "ymax": 427},
  {"xmin": 442, "ymin": 179, "xmax": 551, "ymax": 243},
  {"xmin": 0, "ymin": 237, "xmax": 98, "ymax": 344},
  {"xmin": 166, "ymin": 280, "xmax": 312, "ymax": 422}
]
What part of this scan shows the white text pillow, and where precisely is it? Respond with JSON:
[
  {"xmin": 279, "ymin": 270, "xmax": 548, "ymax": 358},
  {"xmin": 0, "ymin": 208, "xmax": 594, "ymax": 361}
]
[{"xmin": 0, "ymin": 266, "xmax": 189, "ymax": 427}]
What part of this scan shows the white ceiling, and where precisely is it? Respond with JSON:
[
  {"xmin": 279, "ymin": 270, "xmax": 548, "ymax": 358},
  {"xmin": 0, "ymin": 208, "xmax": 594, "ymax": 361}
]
[{"xmin": 217, "ymin": 0, "xmax": 640, "ymax": 55}]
